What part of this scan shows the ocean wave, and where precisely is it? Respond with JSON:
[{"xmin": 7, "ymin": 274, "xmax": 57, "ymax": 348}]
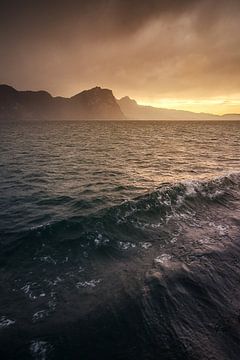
[
  {"xmin": 1, "ymin": 172, "xmax": 240, "ymax": 257},
  {"xmin": 1, "ymin": 172, "xmax": 240, "ymax": 359}
]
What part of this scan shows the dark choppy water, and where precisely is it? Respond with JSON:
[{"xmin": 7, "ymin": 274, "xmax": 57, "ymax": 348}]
[{"xmin": 1, "ymin": 120, "xmax": 240, "ymax": 359}]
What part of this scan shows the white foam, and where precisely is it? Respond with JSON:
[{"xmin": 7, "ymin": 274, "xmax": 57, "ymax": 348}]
[
  {"xmin": 118, "ymin": 241, "xmax": 136, "ymax": 250},
  {"xmin": 94, "ymin": 233, "xmax": 110, "ymax": 247},
  {"xmin": 30, "ymin": 340, "xmax": 53, "ymax": 360},
  {"xmin": 208, "ymin": 222, "xmax": 229, "ymax": 235},
  {"xmin": 141, "ymin": 242, "xmax": 152, "ymax": 249},
  {"xmin": 217, "ymin": 224, "xmax": 229, "ymax": 236},
  {"xmin": 0, "ymin": 316, "xmax": 15, "ymax": 328},
  {"xmin": 154, "ymin": 254, "xmax": 172, "ymax": 264},
  {"xmin": 32, "ymin": 310, "xmax": 49, "ymax": 323},
  {"xmin": 49, "ymin": 277, "xmax": 63, "ymax": 286},
  {"xmin": 76, "ymin": 279, "xmax": 101, "ymax": 288},
  {"xmin": 21, "ymin": 283, "xmax": 37, "ymax": 300}
]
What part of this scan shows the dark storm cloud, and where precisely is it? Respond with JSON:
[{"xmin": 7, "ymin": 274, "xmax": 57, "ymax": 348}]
[
  {"xmin": 0, "ymin": 0, "xmax": 240, "ymax": 113},
  {"xmin": 0, "ymin": 0, "xmax": 199, "ymax": 40}
]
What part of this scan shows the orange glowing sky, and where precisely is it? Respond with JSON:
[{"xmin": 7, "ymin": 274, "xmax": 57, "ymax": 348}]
[{"xmin": 1, "ymin": 0, "xmax": 240, "ymax": 115}]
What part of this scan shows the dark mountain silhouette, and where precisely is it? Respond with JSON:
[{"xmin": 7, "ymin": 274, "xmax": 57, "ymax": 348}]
[
  {"xmin": 118, "ymin": 96, "xmax": 240, "ymax": 120},
  {"xmin": 0, "ymin": 85, "xmax": 125, "ymax": 120},
  {"xmin": 1, "ymin": 84, "xmax": 239, "ymax": 121}
]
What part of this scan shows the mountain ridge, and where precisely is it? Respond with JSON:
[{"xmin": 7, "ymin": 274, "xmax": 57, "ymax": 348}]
[
  {"xmin": 0, "ymin": 84, "xmax": 239, "ymax": 120},
  {"xmin": 0, "ymin": 85, "xmax": 125, "ymax": 120},
  {"xmin": 118, "ymin": 96, "xmax": 240, "ymax": 121}
]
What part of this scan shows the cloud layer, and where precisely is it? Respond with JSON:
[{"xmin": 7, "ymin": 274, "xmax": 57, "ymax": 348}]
[{"xmin": 0, "ymin": 0, "xmax": 240, "ymax": 113}]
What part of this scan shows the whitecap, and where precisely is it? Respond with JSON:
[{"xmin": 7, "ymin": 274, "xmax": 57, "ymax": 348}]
[
  {"xmin": 118, "ymin": 241, "xmax": 136, "ymax": 250},
  {"xmin": 154, "ymin": 254, "xmax": 172, "ymax": 264},
  {"xmin": 76, "ymin": 279, "xmax": 101, "ymax": 289},
  {"xmin": 0, "ymin": 316, "xmax": 15, "ymax": 329},
  {"xmin": 141, "ymin": 242, "xmax": 152, "ymax": 249}
]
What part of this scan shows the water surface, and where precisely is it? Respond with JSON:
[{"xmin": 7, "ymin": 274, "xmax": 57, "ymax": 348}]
[{"xmin": 1, "ymin": 120, "xmax": 240, "ymax": 360}]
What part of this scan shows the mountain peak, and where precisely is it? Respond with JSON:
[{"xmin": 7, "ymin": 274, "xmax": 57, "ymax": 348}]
[
  {"xmin": 71, "ymin": 86, "xmax": 114, "ymax": 100},
  {"xmin": 0, "ymin": 84, "xmax": 125, "ymax": 120},
  {"xmin": 0, "ymin": 84, "xmax": 18, "ymax": 94},
  {"xmin": 118, "ymin": 96, "xmax": 138, "ymax": 106}
]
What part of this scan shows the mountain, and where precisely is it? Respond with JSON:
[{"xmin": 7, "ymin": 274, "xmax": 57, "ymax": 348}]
[
  {"xmin": 0, "ymin": 85, "xmax": 125, "ymax": 120},
  {"xmin": 1, "ymin": 84, "xmax": 240, "ymax": 121},
  {"xmin": 118, "ymin": 96, "xmax": 240, "ymax": 120}
]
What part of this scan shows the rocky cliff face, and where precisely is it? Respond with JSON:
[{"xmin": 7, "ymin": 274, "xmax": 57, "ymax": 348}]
[
  {"xmin": 0, "ymin": 85, "xmax": 125, "ymax": 120},
  {"xmin": 70, "ymin": 87, "xmax": 125, "ymax": 120}
]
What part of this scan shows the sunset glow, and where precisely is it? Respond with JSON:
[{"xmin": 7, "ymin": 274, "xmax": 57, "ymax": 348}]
[
  {"xmin": 138, "ymin": 97, "xmax": 240, "ymax": 115},
  {"xmin": 1, "ymin": 0, "xmax": 240, "ymax": 116}
]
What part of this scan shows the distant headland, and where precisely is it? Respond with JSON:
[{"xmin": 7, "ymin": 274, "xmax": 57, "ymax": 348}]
[{"xmin": 0, "ymin": 84, "xmax": 239, "ymax": 121}]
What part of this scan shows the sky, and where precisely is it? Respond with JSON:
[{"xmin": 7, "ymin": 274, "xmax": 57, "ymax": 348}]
[{"xmin": 0, "ymin": 0, "xmax": 240, "ymax": 115}]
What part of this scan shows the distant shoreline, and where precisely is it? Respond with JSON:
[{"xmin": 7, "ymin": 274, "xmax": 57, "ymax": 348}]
[{"xmin": 1, "ymin": 84, "xmax": 240, "ymax": 121}]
